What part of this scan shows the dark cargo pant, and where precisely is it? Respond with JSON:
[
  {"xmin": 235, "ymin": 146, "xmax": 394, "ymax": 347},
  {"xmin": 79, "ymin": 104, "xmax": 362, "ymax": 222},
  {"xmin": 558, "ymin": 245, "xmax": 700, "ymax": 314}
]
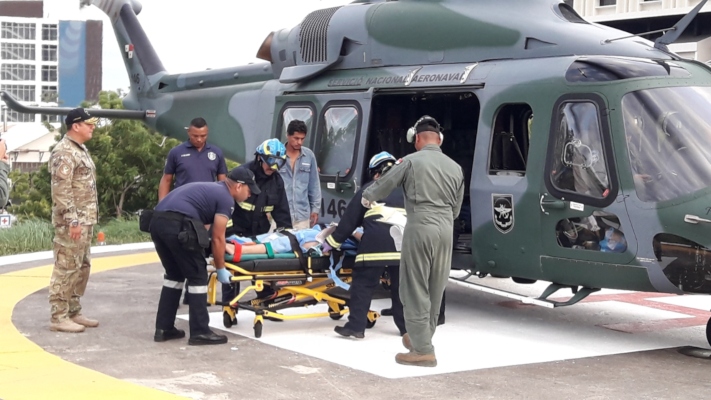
[{"xmin": 151, "ymin": 213, "xmax": 211, "ymax": 336}]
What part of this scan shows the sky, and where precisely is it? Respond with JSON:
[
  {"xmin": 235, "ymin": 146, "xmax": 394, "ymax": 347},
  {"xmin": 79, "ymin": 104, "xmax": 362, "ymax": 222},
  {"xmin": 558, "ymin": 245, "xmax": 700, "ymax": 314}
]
[{"xmin": 45, "ymin": 0, "xmax": 353, "ymax": 91}]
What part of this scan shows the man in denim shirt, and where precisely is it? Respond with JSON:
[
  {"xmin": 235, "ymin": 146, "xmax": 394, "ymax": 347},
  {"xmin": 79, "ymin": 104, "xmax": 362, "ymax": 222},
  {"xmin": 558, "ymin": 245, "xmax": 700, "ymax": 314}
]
[{"xmin": 279, "ymin": 120, "xmax": 321, "ymax": 229}]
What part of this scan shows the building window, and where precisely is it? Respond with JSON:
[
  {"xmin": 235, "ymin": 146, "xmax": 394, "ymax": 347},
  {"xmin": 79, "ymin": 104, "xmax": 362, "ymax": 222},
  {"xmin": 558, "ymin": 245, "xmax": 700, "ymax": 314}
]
[
  {"xmin": 1, "ymin": 64, "xmax": 35, "ymax": 81},
  {"xmin": 42, "ymin": 45, "xmax": 57, "ymax": 62},
  {"xmin": 599, "ymin": 0, "xmax": 616, "ymax": 6},
  {"xmin": 1, "ymin": 84, "xmax": 36, "ymax": 102},
  {"xmin": 41, "ymin": 85, "xmax": 58, "ymax": 102},
  {"xmin": 41, "ymin": 65, "xmax": 57, "ymax": 82},
  {"xmin": 1, "ymin": 43, "xmax": 36, "ymax": 61},
  {"xmin": 42, "ymin": 24, "xmax": 57, "ymax": 41},
  {"xmin": 42, "ymin": 114, "xmax": 60, "ymax": 123},
  {"xmin": 6, "ymin": 110, "xmax": 35, "ymax": 123},
  {"xmin": 1, "ymin": 22, "xmax": 36, "ymax": 40}
]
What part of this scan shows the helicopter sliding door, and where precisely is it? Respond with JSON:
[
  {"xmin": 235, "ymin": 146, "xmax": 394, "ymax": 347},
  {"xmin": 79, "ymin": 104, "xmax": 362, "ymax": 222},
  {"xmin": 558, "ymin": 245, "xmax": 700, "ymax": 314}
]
[
  {"xmin": 273, "ymin": 91, "xmax": 371, "ymax": 225},
  {"xmin": 540, "ymin": 94, "xmax": 636, "ymax": 271},
  {"xmin": 366, "ymin": 90, "xmax": 480, "ymax": 265}
]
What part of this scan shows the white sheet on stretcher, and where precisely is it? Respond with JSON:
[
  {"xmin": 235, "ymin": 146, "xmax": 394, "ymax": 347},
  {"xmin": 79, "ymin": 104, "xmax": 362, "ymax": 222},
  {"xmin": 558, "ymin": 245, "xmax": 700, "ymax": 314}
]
[{"xmin": 371, "ymin": 203, "xmax": 407, "ymax": 252}]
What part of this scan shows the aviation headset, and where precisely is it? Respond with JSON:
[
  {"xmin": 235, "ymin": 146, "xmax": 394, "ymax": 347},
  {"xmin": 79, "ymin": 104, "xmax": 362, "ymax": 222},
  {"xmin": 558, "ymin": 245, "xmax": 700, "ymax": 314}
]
[{"xmin": 406, "ymin": 115, "xmax": 444, "ymax": 144}]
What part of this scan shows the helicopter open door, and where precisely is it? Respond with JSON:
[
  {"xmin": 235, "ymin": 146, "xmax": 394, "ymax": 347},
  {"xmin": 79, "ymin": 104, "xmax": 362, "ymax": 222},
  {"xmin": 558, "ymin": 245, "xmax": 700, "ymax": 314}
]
[
  {"xmin": 274, "ymin": 90, "xmax": 371, "ymax": 225},
  {"xmin": 539, "ymin": 94, "xmax": 638, "ymax": 276}
]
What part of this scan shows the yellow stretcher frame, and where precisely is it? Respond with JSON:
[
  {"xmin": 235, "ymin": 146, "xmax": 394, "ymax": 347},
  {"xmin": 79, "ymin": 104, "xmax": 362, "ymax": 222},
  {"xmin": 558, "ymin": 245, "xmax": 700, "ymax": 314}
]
[{"xmin": 207, "ymin": 256, "xmax": 380, "ymax": 338}]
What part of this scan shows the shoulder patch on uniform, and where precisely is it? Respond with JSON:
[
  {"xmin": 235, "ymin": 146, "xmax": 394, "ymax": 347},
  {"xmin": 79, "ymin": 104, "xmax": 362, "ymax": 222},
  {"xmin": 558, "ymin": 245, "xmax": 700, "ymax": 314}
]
[
  {"xmin": 54, "ymin": 162, "xmax": 72, "ymax": 180},
  {"xmin": 395, "ymin": 158, "xmax": 403, "ymax": 165}
]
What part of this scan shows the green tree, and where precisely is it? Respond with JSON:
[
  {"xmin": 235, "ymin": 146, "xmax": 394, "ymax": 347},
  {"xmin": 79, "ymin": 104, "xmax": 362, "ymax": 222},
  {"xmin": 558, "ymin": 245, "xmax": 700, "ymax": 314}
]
[
  {"xmin": 9, "ymin": 167, "xmax": 52, "ymax": 220},
  {"xmin": 87, "ymin": 91, "xmax": 180, "ymax": 218}
]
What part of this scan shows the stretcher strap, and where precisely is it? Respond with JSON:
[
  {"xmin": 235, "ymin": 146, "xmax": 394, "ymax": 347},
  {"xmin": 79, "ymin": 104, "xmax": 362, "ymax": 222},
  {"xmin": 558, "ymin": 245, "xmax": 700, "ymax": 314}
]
[
  {"xmin": 264, "ymin": 242, "xmax": 275, "ymax": 259},
  {"xmin": 327, "ymin": 251, "xmax": 350, "ymax": 290},
  {"xmin": 281, "ymin": 230, "xmax": 308, "ymax": 273}
]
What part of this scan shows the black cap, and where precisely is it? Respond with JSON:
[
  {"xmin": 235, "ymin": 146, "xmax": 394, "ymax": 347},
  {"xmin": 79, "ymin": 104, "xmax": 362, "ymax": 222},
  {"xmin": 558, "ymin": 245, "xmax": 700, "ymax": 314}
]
[
  {"xmin": 415, "ymin": 116, "xmax": 441, "ymax": 134},
  {"xmin": 65, "ymin": 108, "xmax": 98, "ymax": 128},
  {"xmin": 227, "ymin": 167, "xmax": 261, "ymax": 195}
]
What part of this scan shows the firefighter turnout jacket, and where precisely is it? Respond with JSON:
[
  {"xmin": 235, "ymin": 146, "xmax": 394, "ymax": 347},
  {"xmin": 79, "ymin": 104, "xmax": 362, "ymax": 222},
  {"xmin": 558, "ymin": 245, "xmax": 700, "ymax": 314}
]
[
  {"xmin": 227, "ymin": 160, "xmax": 292, "ymax": 237},
  {"xmin": 326, "ymin": 182, "xmax": 404, "ymax": 267}
]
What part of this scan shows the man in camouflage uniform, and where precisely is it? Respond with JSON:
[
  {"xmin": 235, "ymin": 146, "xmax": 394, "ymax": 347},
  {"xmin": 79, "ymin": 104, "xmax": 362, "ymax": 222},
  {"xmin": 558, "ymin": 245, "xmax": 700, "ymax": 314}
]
[
  {"xmin": 362, "ymin": 116, "xmax": 464, "ymax": 367},
  {"xmin": 49, "ymin": 108, "xmax": 100, "ymax": 333}
]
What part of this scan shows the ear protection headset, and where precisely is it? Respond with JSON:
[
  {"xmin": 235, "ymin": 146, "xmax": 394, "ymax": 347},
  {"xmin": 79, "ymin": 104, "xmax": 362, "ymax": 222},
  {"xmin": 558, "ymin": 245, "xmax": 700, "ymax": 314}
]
[{"xmin": 406, "ymin": 115, "xmax": 444, "ymax": 144}]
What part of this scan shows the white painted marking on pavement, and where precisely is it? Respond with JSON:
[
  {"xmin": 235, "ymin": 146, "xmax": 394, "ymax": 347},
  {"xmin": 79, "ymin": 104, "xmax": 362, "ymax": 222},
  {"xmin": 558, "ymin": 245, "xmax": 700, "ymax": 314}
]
[{"xmin": 177, "ymin": 280, "xmax": 710, "ymax": 379}]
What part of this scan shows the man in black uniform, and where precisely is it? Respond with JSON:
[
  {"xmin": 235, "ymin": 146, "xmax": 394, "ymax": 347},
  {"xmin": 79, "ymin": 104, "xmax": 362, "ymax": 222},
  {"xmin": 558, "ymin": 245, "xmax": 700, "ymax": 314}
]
[
  {"xmin": 223, "ymin": 139, "xmax": 292, "ymax": 304},
  {"xmin": 150, "ymin": 168, "xmax": 258, "ymax": 345},
  {"xmin": 324, "ymin": 151, "xmax": 407, "ymax": 339}
]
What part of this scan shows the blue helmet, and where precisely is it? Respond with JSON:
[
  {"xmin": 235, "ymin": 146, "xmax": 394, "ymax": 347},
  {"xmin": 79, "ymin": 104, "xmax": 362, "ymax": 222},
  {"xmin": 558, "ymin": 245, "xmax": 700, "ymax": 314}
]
[
  {"xmin": 368, "ymin": 151, "xmax": 397, "ymax": 177},
  {"xmin": 256, "ymin": 139, "xmax": 286, "ymax": 171}
]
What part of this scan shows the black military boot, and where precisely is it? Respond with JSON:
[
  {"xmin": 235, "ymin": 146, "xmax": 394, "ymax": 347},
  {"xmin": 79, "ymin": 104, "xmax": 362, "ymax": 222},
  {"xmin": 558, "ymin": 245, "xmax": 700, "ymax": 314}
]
[
  {"xmin": 154, "ymin": 327, "xmax": 186, "ymax": 342},
  {"xmin": 334, "ymin": 325, "xmax": 365, "ymax": 339},
  {"xmin": 188, "ymin": 330, "xmax": 228, "ymax": 345},
  {"xmin": 155, "ymin": 285, "xmax": 182, "ymax": 339}
]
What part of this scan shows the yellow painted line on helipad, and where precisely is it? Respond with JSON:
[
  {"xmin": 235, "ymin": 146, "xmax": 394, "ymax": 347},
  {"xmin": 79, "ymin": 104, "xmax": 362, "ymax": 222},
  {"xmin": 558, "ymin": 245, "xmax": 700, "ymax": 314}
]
[{"xmin": 0, "ymin": 252, "xmax": 185, "ymax": 400}]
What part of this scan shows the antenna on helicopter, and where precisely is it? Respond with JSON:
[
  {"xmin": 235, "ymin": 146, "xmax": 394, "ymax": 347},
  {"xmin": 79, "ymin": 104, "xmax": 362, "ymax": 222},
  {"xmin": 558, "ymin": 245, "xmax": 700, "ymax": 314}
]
[
  {"xmin": 654, "ymin": 0, "xmax": 708, "ymax": 52},
  {"xmin": 601, "ymin": 0, "xmax": 708, "ymax": 51}
]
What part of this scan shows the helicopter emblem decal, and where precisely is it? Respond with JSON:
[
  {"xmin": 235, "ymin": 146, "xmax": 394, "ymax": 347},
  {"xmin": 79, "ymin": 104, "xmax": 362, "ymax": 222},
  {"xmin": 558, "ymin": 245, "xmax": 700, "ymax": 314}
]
[{"xmin": 492, "ymin": 194, "xmax": 514, "ymax": 234}]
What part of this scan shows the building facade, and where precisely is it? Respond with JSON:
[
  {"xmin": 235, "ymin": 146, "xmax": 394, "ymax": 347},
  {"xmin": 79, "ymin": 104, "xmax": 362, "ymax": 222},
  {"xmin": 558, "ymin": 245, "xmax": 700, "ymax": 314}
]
[
  {"xmin": 0, "ymin": 0, "xmax": 102, "ymax": 124},
  {"xmin": 569, "ymin": 0, "xmax": 711, "ymax": 61}
]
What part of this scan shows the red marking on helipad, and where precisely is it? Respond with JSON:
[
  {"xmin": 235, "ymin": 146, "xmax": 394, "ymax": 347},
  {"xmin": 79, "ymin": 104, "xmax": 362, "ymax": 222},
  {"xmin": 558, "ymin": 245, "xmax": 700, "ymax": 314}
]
[{"xmin": 499, "ymin": 292, "xmax": 709, "ymax": 334}]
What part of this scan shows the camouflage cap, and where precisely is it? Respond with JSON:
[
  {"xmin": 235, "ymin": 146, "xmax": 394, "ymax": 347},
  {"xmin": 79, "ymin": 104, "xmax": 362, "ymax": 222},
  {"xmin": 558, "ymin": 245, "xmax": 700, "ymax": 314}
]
[{"xmin": 65, "ymin": 108, "xmax": 98, "ymax": 127}]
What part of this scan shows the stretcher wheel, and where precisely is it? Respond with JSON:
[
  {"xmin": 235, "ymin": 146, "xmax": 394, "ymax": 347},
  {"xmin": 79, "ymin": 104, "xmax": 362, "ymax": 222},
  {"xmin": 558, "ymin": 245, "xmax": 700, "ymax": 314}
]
[
  {"xmin": 329, "ymin": 313, "xmax": 344, "ymax": 320},
  {"xmin": 254, "ymin": 321, "xmax": 263, "ymax": 338},
  {"xmin": 223, "ymin": 312, "xmax": 237, "ymax": 328},
  {"xmin": 366, "ymin": 319, "xmax": 376, "ymax": 329}
]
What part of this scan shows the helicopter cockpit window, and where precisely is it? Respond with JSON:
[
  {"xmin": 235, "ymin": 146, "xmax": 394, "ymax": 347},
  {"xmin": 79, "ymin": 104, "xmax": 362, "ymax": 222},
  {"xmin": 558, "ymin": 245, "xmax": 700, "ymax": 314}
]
[
  {"xmin": 566, "ymin": 57, "xmax": 690, "ymax": 83},
  {"xmin": 489, "ymin": 103, "xmax": 532, "ymax": 176},
  {"xmin": 280, "ymin": 107, "xmax": 314, "ymax": 142},
  {"xmin": 550, "ymin": 101, "xmax": 611, "ymax": 200},
  {"xmin": 315, "ymin": 106, "xmax": 359, "ymax": 177},
  {"xmin": 622, "ymin": 86, "xmax": 711, "ymax": 202}
]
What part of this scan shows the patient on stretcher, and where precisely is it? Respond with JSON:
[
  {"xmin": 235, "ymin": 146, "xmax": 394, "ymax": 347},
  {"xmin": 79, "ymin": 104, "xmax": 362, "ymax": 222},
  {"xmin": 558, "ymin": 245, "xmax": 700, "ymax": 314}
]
[{"xmin": 225, "ymin": 225, "xmax": 339, "ymax": 261}]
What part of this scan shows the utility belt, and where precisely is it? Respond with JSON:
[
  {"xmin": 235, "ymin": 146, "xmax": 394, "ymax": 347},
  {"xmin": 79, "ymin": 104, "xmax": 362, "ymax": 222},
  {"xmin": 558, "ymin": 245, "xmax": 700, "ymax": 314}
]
[{"xmin": 140, "ymin": 210, "xmax": 210, "ymax": 251}]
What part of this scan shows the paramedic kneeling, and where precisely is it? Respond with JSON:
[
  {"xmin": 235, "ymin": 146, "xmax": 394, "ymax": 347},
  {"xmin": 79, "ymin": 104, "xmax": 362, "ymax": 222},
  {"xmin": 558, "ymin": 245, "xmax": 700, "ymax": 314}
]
[{"xmin": 150, "ymin": 168, "xmax": 259, "ymax": 345}]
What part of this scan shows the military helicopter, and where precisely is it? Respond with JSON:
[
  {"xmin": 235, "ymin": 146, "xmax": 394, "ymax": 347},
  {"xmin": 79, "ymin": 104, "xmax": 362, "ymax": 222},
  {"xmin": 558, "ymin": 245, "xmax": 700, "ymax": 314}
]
[{"xmin": 4, "ymin": 0, "xmax": 711, "ymax": 346}]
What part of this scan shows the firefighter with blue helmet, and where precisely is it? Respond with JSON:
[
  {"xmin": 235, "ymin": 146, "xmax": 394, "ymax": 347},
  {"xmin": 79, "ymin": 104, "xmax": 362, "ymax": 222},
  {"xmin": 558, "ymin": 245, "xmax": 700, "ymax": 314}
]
[
  {"xmin": 223, "ymin": 138, "xmax": 292, "ymax": 304},
  {"xmin": 325, "ymin": 151, "xmax": 407, "ymax": 339}
]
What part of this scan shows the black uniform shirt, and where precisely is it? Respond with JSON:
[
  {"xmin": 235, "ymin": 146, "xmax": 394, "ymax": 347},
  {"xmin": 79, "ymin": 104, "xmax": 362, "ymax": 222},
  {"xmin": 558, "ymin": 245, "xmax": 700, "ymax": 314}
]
[{"xmin": 156, "ymin": 181, "xmax": 234, "ymax": 224}]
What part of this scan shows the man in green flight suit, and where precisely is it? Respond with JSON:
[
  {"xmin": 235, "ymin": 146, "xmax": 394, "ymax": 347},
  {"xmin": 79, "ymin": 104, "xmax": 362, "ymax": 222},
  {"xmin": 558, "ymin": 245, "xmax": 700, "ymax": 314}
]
[{"xmin": 361, "ymin": 116, "xmax": 464, "ymax": 367}]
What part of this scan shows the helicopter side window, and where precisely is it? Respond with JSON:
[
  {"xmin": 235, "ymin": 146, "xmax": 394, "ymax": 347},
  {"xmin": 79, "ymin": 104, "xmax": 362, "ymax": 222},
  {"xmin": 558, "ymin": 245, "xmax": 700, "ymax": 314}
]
[
  {"xmin": 489, "ymin": 103, "xmax": 532, "ymax": 176},
  {"xmin": 550, "ymin": 101, "xmax": 611, "ymax": 200},
  {"xmin": 315, "ymin": 105, "xmax": 360, "ymax": 177},
  {"xmin": 556, "ymin": 213, "xmax": 628, "ymax": 253},
  {"xmin": 279, "ymin": 106, "xmax": 314, "ymax": 142}
]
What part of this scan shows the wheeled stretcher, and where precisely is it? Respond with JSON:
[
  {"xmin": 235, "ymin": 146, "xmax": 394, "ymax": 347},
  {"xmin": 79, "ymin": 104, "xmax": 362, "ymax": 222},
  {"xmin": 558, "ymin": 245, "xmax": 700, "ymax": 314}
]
[{"xmin": 206, "ymin": 252, "xmax": 380, "ymax": 338}]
